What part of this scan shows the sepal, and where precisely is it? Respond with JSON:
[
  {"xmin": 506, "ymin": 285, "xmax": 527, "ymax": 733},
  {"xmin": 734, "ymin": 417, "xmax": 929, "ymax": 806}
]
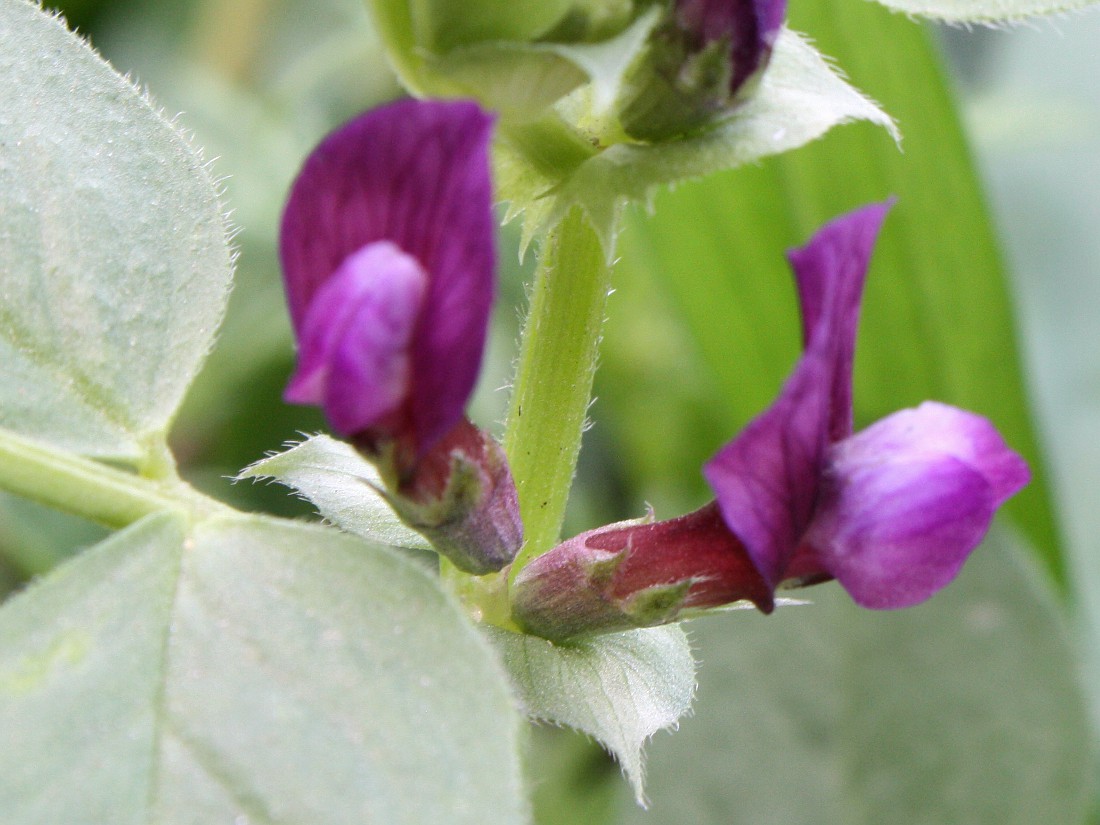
[
  {"xmin": 373, "ymin": 418, "xmax": 523, "ymax": 576},
  {"xmin": 511, "ymin": 502, "xmax": 771, "ymax": 641}
]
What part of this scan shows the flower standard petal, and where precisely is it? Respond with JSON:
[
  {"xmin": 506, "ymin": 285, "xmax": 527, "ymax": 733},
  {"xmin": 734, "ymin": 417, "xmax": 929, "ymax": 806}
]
[
  {"xmin": 804, "ymin": 402, "xmax": 1030, "ymax": 608},
  {"xmin": 704, "ymin": 201, "xmax": 892, "ymax": 588},
  {"xmin": 786, "ymin": 199, "xmax": 893, "ymax": 441},
  {"xmin": 704, "ymin": 350, "xmax": 832, "ymax": 589},
  {"xmin": 280, "ymin": 99, "xmax": 497, "ymax": 454}
]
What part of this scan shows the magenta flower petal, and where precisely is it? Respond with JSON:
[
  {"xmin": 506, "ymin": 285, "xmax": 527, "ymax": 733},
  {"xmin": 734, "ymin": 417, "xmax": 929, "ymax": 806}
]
[
  {"xmin": 804, "ymin": 402, "xmax": 1029, "ymax": 608},
  {"xmin": 704, "ymin": 351, "xmax": 833, "ymax": 588},
  {"xmin": 705, "ymin": 202, "xmax": 892, "ymax": 587},
  {"xmin": 806, "ymin": 454, "xmax": 993, "ymax": 609},
  {"xmin": 280, "ymin": 99, "xmax": 497, "ymax": 453}
]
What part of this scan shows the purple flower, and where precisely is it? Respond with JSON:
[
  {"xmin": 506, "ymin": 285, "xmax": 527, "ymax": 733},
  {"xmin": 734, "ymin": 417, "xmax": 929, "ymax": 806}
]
[
  {"xmin": 281, "ymin": 99, "xmax": 496, "ymax": 461},
  {"xmin": 512, "ymin": 201, "xmax": 1028, "ymax": 640},
  {"xmin": 703, "ymin": 201, "xmax": 1028, "ymax": 609},
  {"xmin": 279, "ymin": 99, "xmax": 522, "ymax": 575}
]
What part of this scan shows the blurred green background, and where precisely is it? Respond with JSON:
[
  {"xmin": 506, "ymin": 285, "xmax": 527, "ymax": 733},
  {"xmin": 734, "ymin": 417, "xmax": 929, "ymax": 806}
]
[{"xmin": 2, "ymin": 0, "xmax": 1099, "ymax": 822}]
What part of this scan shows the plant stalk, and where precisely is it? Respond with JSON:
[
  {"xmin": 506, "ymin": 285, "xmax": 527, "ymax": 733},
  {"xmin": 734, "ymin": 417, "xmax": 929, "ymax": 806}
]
[
  {"xmin": 504, "ymin": 208, "xmax": 612, "ymax": 578},
  {"xmin": 0, "ymin": 427, "xmax": 225, "ymax": 530}
]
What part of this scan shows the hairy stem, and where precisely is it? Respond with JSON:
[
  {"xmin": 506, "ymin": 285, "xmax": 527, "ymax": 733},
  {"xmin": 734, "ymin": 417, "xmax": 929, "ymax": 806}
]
[{"xmin": 505, "ymin": 208, "xmax": 612, "ymax": 578}]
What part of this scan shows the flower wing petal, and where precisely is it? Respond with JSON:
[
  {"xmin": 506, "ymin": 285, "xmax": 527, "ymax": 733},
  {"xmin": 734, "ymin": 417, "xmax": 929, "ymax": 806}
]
[
  {"xmin": 807, "ymin": 453, "xmax": 994, "ymax": 609},
  {"xmin": 285, "ymin": 241, "xmax": 428, "ymax": 437},
  {"xmin": 834, "ymin": 401, "xmax": 1031, "ymax": 506},
  {"xmin": 806, "ymin": 402, "xmax": 1029, "ymax": 608}
]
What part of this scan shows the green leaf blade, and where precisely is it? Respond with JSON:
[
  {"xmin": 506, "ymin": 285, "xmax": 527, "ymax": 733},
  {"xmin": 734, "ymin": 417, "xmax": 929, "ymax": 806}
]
[
  {"xmin": 0, "ymin": 1, "xmax": 233, "ymax": 465},
  {"xmin": 0, "ymin": 514, "xmax": 527, "ymax": 824},
  {"xmin": 0, "ymin": 513, "xmax": 185, "ymax": 825}
]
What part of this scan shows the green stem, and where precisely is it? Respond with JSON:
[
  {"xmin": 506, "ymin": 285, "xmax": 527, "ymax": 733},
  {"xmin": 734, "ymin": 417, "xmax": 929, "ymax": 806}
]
[
  {"xmin": 505, "ymin": 208, "xmax": 612, "ymax": 577},
  {"xmin": 0, "ymin": 428, "xmax": 226, "ymax": 529}
]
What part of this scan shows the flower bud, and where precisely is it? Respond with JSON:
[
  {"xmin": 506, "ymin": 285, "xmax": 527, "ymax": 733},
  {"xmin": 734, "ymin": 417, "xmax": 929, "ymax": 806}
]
[{"xmin": 617, "ymin": 0, "xmax": 786, "ymax": 141}]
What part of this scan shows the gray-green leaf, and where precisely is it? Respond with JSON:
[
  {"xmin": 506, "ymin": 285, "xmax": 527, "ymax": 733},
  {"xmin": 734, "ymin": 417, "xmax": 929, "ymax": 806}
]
[
  {"xmin": 485, "ymin": 624, "xmax": 695, "ymax": 805},
  {"xmin": 0, "ymin": 513, "xmax": 527, "ymax": 824},
  {"xmin": 0, "ymin": 1, "xmax": 233, "ymax": 465},
  {"xmin": 871, "ymin": 0, "xmax": 1100, "ymax": 22},
  {"xmin": 237, "ymin": 433, "xmax": 430, "ymax": 550},
  {"xmin": 623, "ymin": 531, "xmax": 1093, "ymax": 824}
]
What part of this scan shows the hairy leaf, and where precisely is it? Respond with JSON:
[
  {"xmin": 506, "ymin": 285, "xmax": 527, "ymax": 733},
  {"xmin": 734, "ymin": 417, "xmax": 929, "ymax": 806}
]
[
  {"xmin": 485, "ymin": 624, "xmax": 695, "ymax": 805},
  {"xmin": 0, "ymin": 513, "xmax": 526, "ymax": 824},
  {"xmin": 871, "ymin": 0, "xmax": 1100, "ymax": 22},
  {"xmin": 0, "ymin": 2, "xmax": 233, "ymax": 466},
  {"xmin": 237, "ymin": 434, "xmax": 430, "ymax": 550}
]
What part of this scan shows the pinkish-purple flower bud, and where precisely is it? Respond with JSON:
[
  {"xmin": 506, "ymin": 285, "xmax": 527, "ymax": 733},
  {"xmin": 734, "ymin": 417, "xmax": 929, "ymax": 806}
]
[
  {"xmin": 371, "ymin": 418, "xmax": 524, "ymax": 576},
  {"xmin": 676, "ymin": 0, "xmax": 786, "ymax": 94}
]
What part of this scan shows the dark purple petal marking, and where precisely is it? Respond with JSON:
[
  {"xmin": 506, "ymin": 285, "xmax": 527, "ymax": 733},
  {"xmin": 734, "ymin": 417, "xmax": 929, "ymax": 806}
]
[
  {"xmin": 280, "ymin": 99, "xmax": 497, "ymax": 453},
  {"xmin": 705, "ymin": 201, "xmax": 892, "ymax": 587}
]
